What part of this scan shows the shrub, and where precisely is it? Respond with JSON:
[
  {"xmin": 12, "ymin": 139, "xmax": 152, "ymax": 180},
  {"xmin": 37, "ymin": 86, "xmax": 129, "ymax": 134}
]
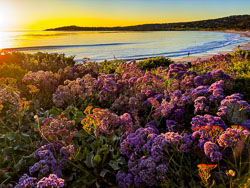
[
  {"xmin": 136, "ymin": 56, "xmax": 174, "ymax": 71},
  {"xmin": 0, "ymin": 64, "xmax": 27, "ymax": 82}
]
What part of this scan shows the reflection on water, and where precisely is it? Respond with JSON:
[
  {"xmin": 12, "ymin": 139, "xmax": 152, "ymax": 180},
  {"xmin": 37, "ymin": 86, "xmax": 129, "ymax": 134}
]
[{"xmin": 0, "ymin": 30, "xmax": 249, "ymax": 61}]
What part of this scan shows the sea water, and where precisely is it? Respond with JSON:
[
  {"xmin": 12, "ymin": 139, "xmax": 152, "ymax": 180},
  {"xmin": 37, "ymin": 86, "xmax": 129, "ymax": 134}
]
[{"xmin": 0, "ymin": 30, "xmax": 249, "ymax": 61}]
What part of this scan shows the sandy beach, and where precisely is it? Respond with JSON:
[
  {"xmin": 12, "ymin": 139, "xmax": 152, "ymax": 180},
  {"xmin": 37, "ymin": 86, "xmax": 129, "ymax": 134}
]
[{"xmin": 174, "ymin": 30, "xmax": 250, "ymax": 63}]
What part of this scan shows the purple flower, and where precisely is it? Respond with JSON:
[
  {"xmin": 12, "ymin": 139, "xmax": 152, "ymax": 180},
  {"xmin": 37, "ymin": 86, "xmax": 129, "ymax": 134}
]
[
  {"xmin": 204, "ymin": 141, "xmax": 222, "ymax": 162},
  {"xmin": 218, "ymin": 127, "xmax": 249, "ymax": 148},
  {"xmin": 116, "ymin": 171, "xmax": 133, "ymax": 188},
  {"xmin": 15, "ymin": 174, "xmax": 37, "ymax": 188},
  {"xmin": 217, "ymin": 93, "xmax": 250, "ymax": 124},
  {"xmin": 33, "ymin": 143, "xmax": 70, "ymax": 177},
  {"xmin": 241, "ymin": 120, "xmax": 250, "ymax": 129},
  {"xmin": 166, "ymin": 120, "xmax": 177, "ymax": 131},
  {"xmin": 29, "ymin": 162, "xmax": 41, "ymax": 175},
  {"xmin": 120, "ymin": 127, "xmax": 159, "ymax": 157},
  {"xmin": 194, "ymin": 96, "xmax": 208, "ymax": 114},
  {"xmin": 156, "ymin": 164, "xmax": 168, "ymax": 175},
  {"xmin": 191, "ymin": 114, "xmax": 227, "ymax": 130},
  {"xmin": 37, "ymin": 174, "xmax": 64, "ymax": 188}
]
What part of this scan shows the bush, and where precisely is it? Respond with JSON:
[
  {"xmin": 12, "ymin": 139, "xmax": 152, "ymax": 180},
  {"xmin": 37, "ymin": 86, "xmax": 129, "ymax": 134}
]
[
  {"xmin": 98, "ymin": 59, "xmax": 125, "ymax": 74},
  {"xmin": 136, "ymin": 56, "xmax": 174, "ymax": 70},
  {"xmin": 0, "ymin": 52, "xmax": 76, "ymax": 73},
  {"xmin": 0, "ymin": 64, "xmax": 27, "ymax": 82}
]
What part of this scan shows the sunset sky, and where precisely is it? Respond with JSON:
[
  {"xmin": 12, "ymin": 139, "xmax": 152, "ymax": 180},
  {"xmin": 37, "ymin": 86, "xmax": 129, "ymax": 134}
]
[{"xmin": 0, "ymin": 0, "xmax": 249, "ymax": 30}]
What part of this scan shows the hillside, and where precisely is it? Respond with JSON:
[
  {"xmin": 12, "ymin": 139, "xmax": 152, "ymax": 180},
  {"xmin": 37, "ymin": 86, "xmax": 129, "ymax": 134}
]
[{"xmin": 45, "ymin": 15, "xmax": 250, "ymax": 31}]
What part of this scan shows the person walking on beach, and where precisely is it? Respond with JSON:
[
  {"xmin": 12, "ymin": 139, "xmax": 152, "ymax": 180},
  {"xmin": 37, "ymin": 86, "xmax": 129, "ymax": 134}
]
[{"xmin": 188, "ymin": 52, "xmax": 190, "ymax": 57}]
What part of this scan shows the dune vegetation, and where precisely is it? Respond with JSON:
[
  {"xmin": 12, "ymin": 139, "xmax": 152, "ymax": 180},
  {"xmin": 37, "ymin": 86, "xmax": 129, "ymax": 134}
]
[{"xmin": 0, "ymin": 50, "xmax": 249, "ymax": 187}]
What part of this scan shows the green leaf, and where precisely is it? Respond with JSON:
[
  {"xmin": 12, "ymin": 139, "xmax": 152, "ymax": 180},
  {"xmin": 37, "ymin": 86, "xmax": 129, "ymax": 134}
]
[
  {"xmin": 14, "ymin": 158, "xmax": 24, "ymax": 171},
  {"xmin": 95, "ymin": 181, "xmax": 100, "ymax": 188},
  {"xmin": 109, "ymin": 160, "xmax": 120, "ymax": 171},
  {"xmin": 100, "ymin": 169, "xmax": 110, "ymax": 177},
  {"xmin": 21, "ymin": 133, "xmax": 30, "ymax": 137},
  {"xmin": 84, "ymin": 152, "xmax": 94, "ymax": 168}
]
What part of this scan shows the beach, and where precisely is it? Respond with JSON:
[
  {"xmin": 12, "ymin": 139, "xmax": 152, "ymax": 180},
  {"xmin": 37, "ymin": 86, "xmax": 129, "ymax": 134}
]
[
  {"xmin": 1, "ymin": 30, "xmax": 249, "ymax": 62},
  {"xmin": 174, "ymin": 30, "xmax": 250, "ymax": 63}
]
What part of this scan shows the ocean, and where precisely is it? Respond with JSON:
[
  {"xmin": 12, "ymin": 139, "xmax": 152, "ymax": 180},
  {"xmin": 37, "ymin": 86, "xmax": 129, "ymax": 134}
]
[{"xmin": 0, "ymin": 30, "xmax": 249, "ymax": 61}]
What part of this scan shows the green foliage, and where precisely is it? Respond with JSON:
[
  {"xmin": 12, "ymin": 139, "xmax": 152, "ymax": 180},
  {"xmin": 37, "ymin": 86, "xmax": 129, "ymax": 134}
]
[
  {"xmin": 0, "ymin": 52, "xmax": 76, "ymax": 73},
  {"xmin": 66, "ymin": 131, "xmax": 125, "ymax": 187},
  {"xmin": 0, "ymin": 128, "xmax": 40, "ymax": 184},
  {"xmin": 232, "ymin": 49, "xmax": 250, "ymax": 59},
  {"xmin": 22, "ymin": 52, "xmax": 76, "ymax": 73},
  {"xmin": 229, "ymin": 60, "xmax": 250, "ymax": 77},
  {"xmin": 136, "ymin": 56, "xmax": 174, "ymax": 70},
  {"xmin": 0, "ymin": 64, "xmax": 28, "ymax": 82},
  {"xmin": 98, "ymin": 59, "xmax": 125, "ymax": 74},
  {"xmin": 84, "ymin": 59, "xmax": 125, "ymax": 75},
  {"xmin": 157, "ymin": 148, "xmax": 201, "ymax": 187},
  {"xmin": 48, "ymin": 105, "xmax": 85, "ymax": 125},
  {"xmin": 228, "ymin": 58, "xmax": 250, "ymax": 103}
]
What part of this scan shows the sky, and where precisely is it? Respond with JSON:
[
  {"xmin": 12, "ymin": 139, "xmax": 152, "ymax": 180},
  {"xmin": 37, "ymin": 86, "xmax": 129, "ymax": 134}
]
[{"xmin": 0, "ymin": 0, "xmax": 249, "ymax": 30}]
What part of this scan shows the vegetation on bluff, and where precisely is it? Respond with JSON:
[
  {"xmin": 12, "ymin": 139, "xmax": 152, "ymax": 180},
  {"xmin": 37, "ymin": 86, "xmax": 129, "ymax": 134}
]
[{"xmin": 46, "ymin": 15, "xmax": 250, "ymax": 31}]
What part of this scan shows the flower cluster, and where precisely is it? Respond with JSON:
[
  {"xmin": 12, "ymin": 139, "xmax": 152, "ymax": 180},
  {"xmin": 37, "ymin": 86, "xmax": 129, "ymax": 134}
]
[
  {"xmin": 167, "ymin": 63, "xmax": 186, "ymax": 79},
  {"xmin": 57, "ymin": 63, "xmax": 98, "ymax": 82},
  {"xmin": 29, "ymin": 116, "xmax": 76, "ymax": 177},
  {"xmin": 15, "ymin": 174, "xmax": 64, "ymax": 188},
  {"xmin": 37, "ymin": 174, "xmax": 64, "ymax": 188},
  {"xmin": 197, "ymin": 164, "xmax": 217, "ymax": 187},
  {"xmin": 0, "ymin": 83, "xmax": 30, "ymax": 130},
  {"xmin": 40, "ymin": 117, "xmax": 76, "ymax": 145},
  {"xmin": 218, "ymin": 126, "xmax": 249, "ymax": 148},
  {"xmin": 111, "ymin": 95, "xmax": 141, "ymax": 117},
  {"xmin": 149, "ymin": 90, "xmax": 189, "ymax": 121},
  {"xmin": 203, "ymin": 141, "xmax": 222, "ymax": 162},
  {"xmin": 191, "ymin": 114, "xmax": 227, "ymax": 131},
  {"xmin": 81, "ymin": 107, "xmax": 120, "ymax": 137},
  {"xmin": 15, "ymin": 174, "xmax": 37, "ymax": 188},
  {"xmin": 53, "ymin": 74, "xmax": 98, "ymax": 107},
  {"xmin": 30, "ymin": 143, "xmax": 73, "ymax": 177},
  {"xmin": 119, "ymin": 113, "xmax": 139, "ymax": 138},
  {"xmin": 23, "ymin": 71, "xmax": 59, "ymax": 93},
  {"xmin": 118, "ymin": 123, "xmax": 193, "ymax": 187},
  {"xmin": 191, "ymin": 51, "xmax": 249, "ymax": 74},
  {"xmin": 217, "ymin": 93, "xmax": 250, "ymax": 124},
  {"xmin": 192, "ymin": 124, "xmax": 249, "ymax": 162}
]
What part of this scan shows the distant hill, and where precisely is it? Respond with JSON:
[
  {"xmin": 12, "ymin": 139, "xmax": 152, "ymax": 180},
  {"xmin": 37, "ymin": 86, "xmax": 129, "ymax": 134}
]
[{"xmin": 45, "ymin": 15, "xmax": 250, "ymax": 31}]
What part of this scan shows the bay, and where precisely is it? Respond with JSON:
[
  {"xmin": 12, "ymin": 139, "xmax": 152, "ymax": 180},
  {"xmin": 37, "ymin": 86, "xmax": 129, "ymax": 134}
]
[{"xmin": 0, "ymin": 30, "xmax": 249, "ymax": 61}]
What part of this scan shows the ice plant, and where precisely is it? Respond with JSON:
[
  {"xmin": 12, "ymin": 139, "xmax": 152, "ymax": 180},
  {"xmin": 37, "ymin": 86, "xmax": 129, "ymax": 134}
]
[{"xmin": 197, "ymin": 164, "xmax": 217, "ymax": 187}]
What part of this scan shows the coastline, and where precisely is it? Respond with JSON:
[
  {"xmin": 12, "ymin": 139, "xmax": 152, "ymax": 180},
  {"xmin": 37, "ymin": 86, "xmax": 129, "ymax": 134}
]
[
  {"xmin": 106, "ymin": 30, "xmax": 250, "ymax": 63},
  {"xmin": 174, "ymin": 30, "xmax": 250, "ymax": 63},
  {"xmin": 1, "ymin": 30, "xmax": 249, "ymax": 63}
]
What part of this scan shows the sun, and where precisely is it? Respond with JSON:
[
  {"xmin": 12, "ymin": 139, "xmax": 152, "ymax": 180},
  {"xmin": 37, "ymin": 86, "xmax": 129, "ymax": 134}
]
[{"xmin": 0, "ymin": 4, "xmax": 15, "ymax": 31}]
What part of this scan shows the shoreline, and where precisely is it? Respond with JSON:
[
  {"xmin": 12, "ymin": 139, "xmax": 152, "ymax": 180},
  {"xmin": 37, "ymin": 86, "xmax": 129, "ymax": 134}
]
[
  {"xmin": 1, "ymin": 30, "xmax": 250, "ymax": 63},
  {"xmin": 101, "ymin": 30, "xmax": 250, "ymax": 63},
  {"xmin": 173, "ymin": 30, "xmax": 250, "ymax": 63}
]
